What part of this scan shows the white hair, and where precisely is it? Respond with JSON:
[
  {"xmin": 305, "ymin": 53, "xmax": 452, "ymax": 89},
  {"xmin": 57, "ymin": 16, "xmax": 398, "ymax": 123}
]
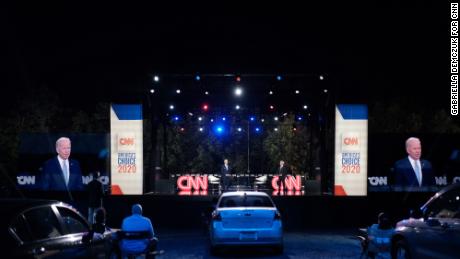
[
  {"xmin": 405, "ymin": 137, "xmax": 420, "ymax": 149},
  {"xmin": 56, "ymin": 137, "xmax": 71, "ymax": 147}
]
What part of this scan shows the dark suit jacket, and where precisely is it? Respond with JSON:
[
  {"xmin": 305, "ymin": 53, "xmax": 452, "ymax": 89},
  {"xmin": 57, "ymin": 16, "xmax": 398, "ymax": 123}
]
[
  {"xmin": 220, "ymin": 164, "xmax": 232, "ymax": 176},
  {"xmin": 277, "ymin": 166, "xmax": 290, "ymax": 176},
  {"xmin": 393, "ymin": 158, "xmax": 435, "ymax": 188},
  {"xmin": 41, "ymin": 157, "xmax": 84, "ymax": 191}
]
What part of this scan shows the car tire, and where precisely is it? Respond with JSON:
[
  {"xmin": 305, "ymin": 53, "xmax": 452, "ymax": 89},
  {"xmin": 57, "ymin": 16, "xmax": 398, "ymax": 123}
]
[
  {"xmin": 273, "ymin": 244, "xmax": 284, "ymax": 254},
  {"xmin": 392, "ymin": 239, "xmax": 411, "ymax": 259}
]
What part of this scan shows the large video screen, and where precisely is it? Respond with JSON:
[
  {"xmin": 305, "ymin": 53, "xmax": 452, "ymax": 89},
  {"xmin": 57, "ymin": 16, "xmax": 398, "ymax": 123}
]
[
  {"xmin": 368, "ymin": 134, "xmax": 460, "ymax": 192},
  {"xmin": 16, "ymin": 133, "xmax": 110, "ymax": 192}
]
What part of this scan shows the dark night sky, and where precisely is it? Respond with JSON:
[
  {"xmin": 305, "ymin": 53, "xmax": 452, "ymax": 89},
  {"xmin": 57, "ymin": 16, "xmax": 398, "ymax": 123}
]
[{"xmin": 1, "ymin": 1, "xmax": 449, "ymax": 111}]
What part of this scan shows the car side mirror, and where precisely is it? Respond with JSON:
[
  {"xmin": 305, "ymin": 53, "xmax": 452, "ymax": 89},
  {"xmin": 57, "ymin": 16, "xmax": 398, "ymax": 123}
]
[{"xmin": 82, "ymin": 232, "xmax": 93, "ymax": 244}]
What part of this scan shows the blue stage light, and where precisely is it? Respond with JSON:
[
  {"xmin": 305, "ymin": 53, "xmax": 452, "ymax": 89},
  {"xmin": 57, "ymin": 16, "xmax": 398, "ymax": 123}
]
[
  {"xmin": 213, "ymin": 124, "xmax": 225, "ymax": 135},
  {"xmin": 249, "ymin": 116, "xmax": 256, "ymax": 121},
  {"xmin": 276, "ymin": 75, "xmax": 282, "ymax": 81},
  {"xmin": 222, "ymin": 117, "xmax": 226, "ymax": 121},
  {"xmin": 237, "ymin": 127, "xmax": 242, "ymax": 132},
  {"xmin": 297, "ymin": 116, "xmax": 303, "ymax": 121},
  {"xmin": 255, "ymin": 127, "xmax": 261, "ymax": 133},
  {"xmin": 173, "ymin": 116, "xmax": 180, "ymax": 121},
  {"xmin": 195, "ymin": 75, "xmax": 201, "ymax": 81}
]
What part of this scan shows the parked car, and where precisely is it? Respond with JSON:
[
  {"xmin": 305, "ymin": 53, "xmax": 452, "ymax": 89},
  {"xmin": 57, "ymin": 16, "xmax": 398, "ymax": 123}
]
[
  {"xmin": 209, "ymin": 191, "xmax": 283, "ymax": 254},
  {"xmin": 391, "ymin": 183, "xmax": 460, "ymax": 259},
  {"xmin": 1, "ymin": 199, "xmax": 115, "ymax": 258}
]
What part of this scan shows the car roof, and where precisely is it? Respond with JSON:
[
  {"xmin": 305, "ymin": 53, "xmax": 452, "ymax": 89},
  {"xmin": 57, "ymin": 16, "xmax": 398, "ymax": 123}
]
[
  {"xmin": 220, "ymin": 191, "xmax": 271, "ymax": 197},
  {"xmin": 0, "ymin": 198, "xmax": 63, "ymax": 222}
]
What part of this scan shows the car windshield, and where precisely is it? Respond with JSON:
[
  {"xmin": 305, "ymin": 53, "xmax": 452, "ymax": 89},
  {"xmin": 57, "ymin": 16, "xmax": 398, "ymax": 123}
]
[
  {"xmin": 219, "ymin": 195, "xmax": 274, "ymax": 208},
  {"xmin": 424, "ymin": 187, "xmax": 460, "ymax": 219}
]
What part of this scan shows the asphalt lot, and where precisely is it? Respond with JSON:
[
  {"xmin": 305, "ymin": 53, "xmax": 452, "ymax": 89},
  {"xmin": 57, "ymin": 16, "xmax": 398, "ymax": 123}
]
[{"xmin": 155, "ymin": 229, "xmax": 363, "ymax": 259}]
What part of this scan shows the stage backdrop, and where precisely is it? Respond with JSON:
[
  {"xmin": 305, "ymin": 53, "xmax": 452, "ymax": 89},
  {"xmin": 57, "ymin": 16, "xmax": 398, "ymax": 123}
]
[
  {"xmin": 110, "ymin": 104, "xmax": 143, "ymax": 195},
  {"xmin": 334, "ymin": 104, "xmax": 368, "ymax": 196}
]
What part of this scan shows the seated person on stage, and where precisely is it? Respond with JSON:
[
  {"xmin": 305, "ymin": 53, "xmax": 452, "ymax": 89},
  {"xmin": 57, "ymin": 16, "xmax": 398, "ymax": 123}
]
[
  {"xmin": 366, "ymin": 212, "xmax": 394, "ymax": 259},
  {"xmin": 119, "ymin": 204, "xmax": 157, "ymax": 256}
]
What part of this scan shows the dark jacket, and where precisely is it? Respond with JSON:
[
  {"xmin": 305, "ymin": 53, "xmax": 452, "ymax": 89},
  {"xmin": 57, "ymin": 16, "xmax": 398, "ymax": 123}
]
[{"xmin": 87, "ymin": 178, "xmax": 104, "ymax": 208}]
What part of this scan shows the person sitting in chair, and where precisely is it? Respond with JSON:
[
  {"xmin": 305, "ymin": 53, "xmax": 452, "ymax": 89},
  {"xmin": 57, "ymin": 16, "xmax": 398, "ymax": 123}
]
[
  {"xmin": 120, "ymin": 204, "xmax": 157, "ymax": 258},
  {"xmin": 366, "ymin": 212, "xmax": 394, "ymax": 259}
]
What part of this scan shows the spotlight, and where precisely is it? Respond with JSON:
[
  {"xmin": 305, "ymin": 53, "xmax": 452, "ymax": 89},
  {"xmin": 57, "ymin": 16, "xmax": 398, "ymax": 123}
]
[
  {"xmin": 199, "ymin": 127, "xmax": 204, "ymax": 132},
  {"xmin": 269, "ymin": 90, "xmax": 273, "ymax": 95},
  {"xmin": 319, "ymin": 75, "xmax": 324, "ymax": 80},
  {"xmin": 210, "ymin": 118, "xmax": 214, "ymax": 122},
  {"xmin": 274, "ymin": 116, "xmax": 279, "ymax": 121},
  {"xmin": 222, "ymin": 117, "xmax": 226, "ymax": 121},
  {"xmin": 295, "ymin": 90, "xmax": 300, "ymax": 94},
  {"xmin": 180, "ymin": 127, "xmax": 185, "ymax": 132},
  {"xmin": 153, "ymin": 75, "xmax": 159, "ymax": 82},
  {"xmin": 195, "ymin": 75, "xmax": 201, "ymax": 81},
  {"xmin": 176, "ymin": 89, "xmax": 181, "ymax": 94},
  {"xmin": 169, "ymin": 105, "xmax": 174, "ymax": 110},
  {"xmin": 198, "ymin": 116, "xmax": 203, "ymax": 121},
  {"xmin": 276, "ymin": 75, "xmax": 282, "ymax": 81},
  {"xmin": 213, "ymin": 125, "xmax": 225, "ymax": 135},
  {"xmin": 149, "ymin": 89, "xmax": 155, "ymax": 94},
  {"xmin": 303, "ymin": 105, "xmax": 308, "ymax": 110},
  {"xmin": 274, "ymin": 128, "xmax": 279, "ymax": 132},
  {"xmin": 255, "ymin": 127, "xmax": 260, "ymax": 132},
  {"xmin": 261, "ymin": 118, "xmax": 265, "ymax": 122},
  {"xmin": 269, "ymin": 105, "xmax": 274, "ymax": 110},
  {"xmin": 188, "ymin": 112, "xmax": 193, "ymax": 116},
  {"xmin": 293, "ymin": 126, "xmax": 297, "ymax": 131},
  {"xmin": 297, "ymin": 116, "xmax": 303, "ymax": 121},
  {"xmin": 205, "ymin": 91, "xmax": 209, "ymax": 95},
  {"xmin": 173, "ymin": 116, "xmax": 180, "ymax": 121},
  {"xmin": 236, "ymin": 76, "xmax": 241, "ymax": 82},
  {"xmin": 249, "ymin": 116, "xmax": 256, "ymax": 121},
  {"xmin": 323, "ymin": 89, "xmax": 328, "ymax": 93},
  {"xmin": 237, "ymin": 127, "xmax": 242, "ymax": 132},
  {"xmin": 234, "ymin": 87, "xmax": 243, "ymax": 96},
  {"xmin": 235, "ymin": 105, "xmax": 240, "ymax": 110},
  {"xmin": 202, "ymin": 104, "xmax": 209, "ymax": 111}
]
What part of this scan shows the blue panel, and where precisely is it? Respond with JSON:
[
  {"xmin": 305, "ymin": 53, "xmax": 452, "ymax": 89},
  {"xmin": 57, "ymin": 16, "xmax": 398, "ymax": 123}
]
[
  {"xmin": 112, "ymin": 104, "xmax": 142, "ymax": 120},
  {"xmin": 337, "ymin": 104, "xmax": 368, "ymax": 120}
]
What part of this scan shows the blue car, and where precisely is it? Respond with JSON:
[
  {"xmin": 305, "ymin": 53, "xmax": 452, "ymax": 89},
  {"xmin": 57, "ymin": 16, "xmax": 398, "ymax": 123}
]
[{"xmin": 209, "ymin": 191, "xmax": 283, "ymax": 254}]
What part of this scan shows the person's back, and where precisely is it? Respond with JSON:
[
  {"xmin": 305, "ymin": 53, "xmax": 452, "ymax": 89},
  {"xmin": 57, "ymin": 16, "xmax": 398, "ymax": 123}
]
[
  {"xmin": 367, "ymin": 213, "xmax": 394, "ymax": 259},
  {"xmin": 120, "ymin": 204, "xmax": 155, "ymax": 255}
]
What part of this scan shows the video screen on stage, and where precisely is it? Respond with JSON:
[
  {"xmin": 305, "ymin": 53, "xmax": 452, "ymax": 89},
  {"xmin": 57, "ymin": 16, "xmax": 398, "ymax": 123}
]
[
  {"xmin": 16, "ymin": 133, "xmax": 110, "ymax": 193},
  {"xmin": 367, "ymin": 134, "xmax": 460, "ymax": 193}
]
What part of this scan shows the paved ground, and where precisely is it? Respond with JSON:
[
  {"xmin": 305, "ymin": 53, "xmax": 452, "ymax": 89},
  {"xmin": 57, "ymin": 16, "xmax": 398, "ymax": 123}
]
[{"xmin": 155, "ymin": 229, "xmax": 363, "ymax": 259}]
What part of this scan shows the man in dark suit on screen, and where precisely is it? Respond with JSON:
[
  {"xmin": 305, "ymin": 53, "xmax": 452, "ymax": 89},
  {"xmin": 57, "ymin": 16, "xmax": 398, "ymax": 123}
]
[
  {"xmin": 41, "ymin": 137, "xmax": 84, "ymax": 195},
  {"xmin": 393, "ymin": 137, "xmax": 435, "ymax": 189}
]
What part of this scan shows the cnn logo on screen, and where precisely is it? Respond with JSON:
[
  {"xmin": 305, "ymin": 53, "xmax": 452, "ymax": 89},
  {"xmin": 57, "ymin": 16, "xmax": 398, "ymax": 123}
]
[
  {"xmin": 341, "ymin": 132, "xmax": 360, "ymax": 152},
  {"xmin": 117, "ymin": 133, "xmax": 136, "ymax": 152}
]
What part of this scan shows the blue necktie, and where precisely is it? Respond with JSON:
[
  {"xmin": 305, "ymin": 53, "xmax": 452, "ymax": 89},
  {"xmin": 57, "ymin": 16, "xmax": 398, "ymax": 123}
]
[
  {"xmin": 414, "ymin": 161, "xmax": 422, "ymax": 186},
  {"xmin": 62, "ymin": 160, "xmax": 69, "ymax": 185}
]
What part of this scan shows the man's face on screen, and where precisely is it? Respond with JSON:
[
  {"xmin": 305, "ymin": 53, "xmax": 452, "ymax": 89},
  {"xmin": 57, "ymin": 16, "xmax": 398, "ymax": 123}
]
[
  {"xmin": 56, "ymin": 139, "xmax": 71, "ymax": 160},
  {"xmin": 406, "ymin": 140, "xmax": 422, "ymax": 160}
]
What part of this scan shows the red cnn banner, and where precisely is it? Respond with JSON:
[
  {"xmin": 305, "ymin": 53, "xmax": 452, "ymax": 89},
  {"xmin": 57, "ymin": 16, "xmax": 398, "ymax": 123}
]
[
  {"xmin": 177, "ymin": 175, "xmax": 208, "ymax": 195},
  {"xmin": 271, "ymin": 175, "xmax": 302, "ymax": 196}
]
